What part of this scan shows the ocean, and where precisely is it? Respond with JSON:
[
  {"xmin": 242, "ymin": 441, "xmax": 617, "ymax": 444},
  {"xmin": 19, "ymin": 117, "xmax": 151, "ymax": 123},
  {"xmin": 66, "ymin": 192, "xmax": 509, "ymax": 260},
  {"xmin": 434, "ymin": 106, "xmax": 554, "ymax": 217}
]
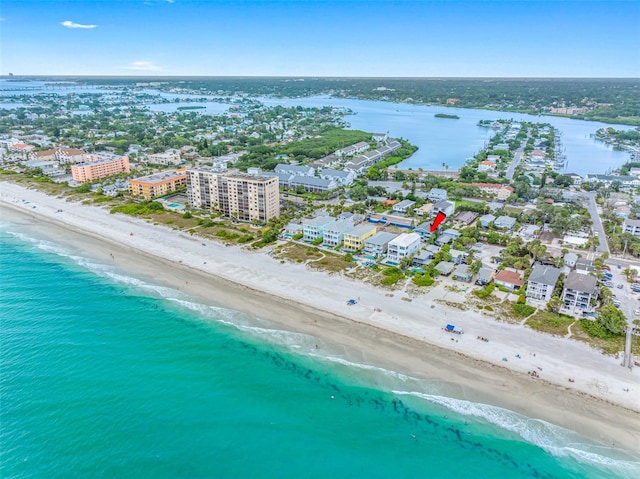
[{"xmin": 1, "ymin": 220, "xmax": 638, "ymax": 479}]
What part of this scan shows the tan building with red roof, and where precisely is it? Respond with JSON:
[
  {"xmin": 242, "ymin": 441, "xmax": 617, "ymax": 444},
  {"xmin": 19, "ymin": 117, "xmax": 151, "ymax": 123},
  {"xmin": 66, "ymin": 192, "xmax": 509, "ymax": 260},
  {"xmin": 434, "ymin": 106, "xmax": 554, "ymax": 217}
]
[{"xmin": 494, "ymin": 269, "xmax": 525, "ymax": 291}]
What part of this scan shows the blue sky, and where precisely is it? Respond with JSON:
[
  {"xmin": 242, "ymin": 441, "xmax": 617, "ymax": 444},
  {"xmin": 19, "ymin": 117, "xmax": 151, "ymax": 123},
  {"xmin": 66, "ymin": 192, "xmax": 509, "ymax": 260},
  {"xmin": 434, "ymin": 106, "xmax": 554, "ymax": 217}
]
[{"xmin": 1, "ymin": 0, "xmax": 638, "ymax": 77}]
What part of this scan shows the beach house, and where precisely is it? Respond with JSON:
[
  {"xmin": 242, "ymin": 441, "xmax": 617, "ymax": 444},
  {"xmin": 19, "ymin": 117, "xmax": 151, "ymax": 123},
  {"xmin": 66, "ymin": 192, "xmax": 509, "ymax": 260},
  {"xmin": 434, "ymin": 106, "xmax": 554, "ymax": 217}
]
[
  {"xmin": 526, "ymin": 265, "xmax": 562, "ymax": 302},
  {"xmin": 343, "ymin": 223, "xmax": 377, "ymax": 251},
  {"xmin": 494, "ymin": 216, "xmax": 517, "ymax": 230},
  {"xmin": 303, "ymin": 216, "xmax": 336, "ymax": 242},
  {"xmin": 386, "ymin": 233, "xmax": 421, "ymax": 264},
  {"xmin": 494, "ymin": 269, "xmax": 525, "ymax": 291},
  {"xmin": 392, "ymin": 199, "xmax": 416, "ymax": 214},
  {"xmin": 476, "ymin": 266, "xmax": 495, "ymax": 285},
  {"xmin": 432, "ymin": 200, "xmax": 455, "ymax": 218},
  {"xmin": 414, "ymin": 221, "xmax": 433, "ymax": 241},
  {"xmin": 562, "ymin": 271, "xmax": 597, "ymax": 312},
  {"xmin": 453, "ymin": 264, "xmax": 472, "ymax": 282},
  {"xmin": 323, "ymin": 219, "xmax": 355, "ymax": 247},
  {"xmin": 364, "ymin": 232, "xmax": 398, "ymax": 258}
]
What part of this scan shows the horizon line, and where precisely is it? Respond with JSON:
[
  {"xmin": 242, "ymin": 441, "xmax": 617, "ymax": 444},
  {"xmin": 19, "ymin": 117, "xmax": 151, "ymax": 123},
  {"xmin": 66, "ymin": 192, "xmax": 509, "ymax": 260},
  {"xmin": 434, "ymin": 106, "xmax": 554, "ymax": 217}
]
[{"xmin": 1, "ymin": 75, "xmax": 639, "ymax": 81}]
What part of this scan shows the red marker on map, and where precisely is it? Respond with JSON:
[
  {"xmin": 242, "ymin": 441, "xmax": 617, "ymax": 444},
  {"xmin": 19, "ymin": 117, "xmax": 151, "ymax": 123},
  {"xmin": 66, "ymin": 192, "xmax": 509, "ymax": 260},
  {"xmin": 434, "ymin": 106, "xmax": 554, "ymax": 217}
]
[{"xmin": 430, "ymin": 211, "xmax": 447, "ymax": 232}]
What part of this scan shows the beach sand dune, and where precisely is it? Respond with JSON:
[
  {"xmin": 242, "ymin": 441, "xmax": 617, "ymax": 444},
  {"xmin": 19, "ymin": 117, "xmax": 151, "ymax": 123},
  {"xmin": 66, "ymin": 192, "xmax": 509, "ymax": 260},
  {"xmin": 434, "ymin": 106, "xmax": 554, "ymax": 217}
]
[{"xmin": 1, "ymin": 182, "xmax": 639, "ymax": 452}]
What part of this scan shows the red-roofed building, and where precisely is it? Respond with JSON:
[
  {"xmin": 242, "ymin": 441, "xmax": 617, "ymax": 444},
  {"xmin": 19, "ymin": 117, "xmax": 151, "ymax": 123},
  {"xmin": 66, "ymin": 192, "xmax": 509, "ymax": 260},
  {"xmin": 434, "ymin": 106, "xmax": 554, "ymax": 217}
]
[{"xmin": 494, "ymin": 269, "xmax": 525, "ymax": 291}]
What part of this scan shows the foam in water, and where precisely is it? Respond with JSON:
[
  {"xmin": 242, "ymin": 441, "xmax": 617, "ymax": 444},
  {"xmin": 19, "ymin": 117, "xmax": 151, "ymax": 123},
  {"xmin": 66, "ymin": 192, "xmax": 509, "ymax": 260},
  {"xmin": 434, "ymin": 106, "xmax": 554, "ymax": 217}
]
[{"xmin": 393, "ymin": 390, "xmax": 640, "ymax": 477}]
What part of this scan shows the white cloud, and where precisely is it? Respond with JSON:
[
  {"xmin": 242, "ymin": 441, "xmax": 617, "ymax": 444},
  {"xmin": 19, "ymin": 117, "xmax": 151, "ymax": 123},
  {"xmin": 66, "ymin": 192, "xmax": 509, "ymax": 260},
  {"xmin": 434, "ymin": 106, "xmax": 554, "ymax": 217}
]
[
  {"xmin": 61, "ymin": 20, "xmax": 97, "ymax": 29},
  {"xmin": 123, "ymin": 61, "xmax": 164, "ymax": 72}
]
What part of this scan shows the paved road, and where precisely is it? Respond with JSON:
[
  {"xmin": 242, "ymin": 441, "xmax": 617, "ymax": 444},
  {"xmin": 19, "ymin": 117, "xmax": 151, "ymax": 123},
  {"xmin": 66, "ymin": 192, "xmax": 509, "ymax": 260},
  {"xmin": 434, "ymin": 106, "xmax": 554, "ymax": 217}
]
[
  {"xmin": 581, "ymin": 191, "xmax": 609, "ymax": 254},
  {"xmin": 505, "ymin": 140, "xmax": 527, "ymax": 181}
]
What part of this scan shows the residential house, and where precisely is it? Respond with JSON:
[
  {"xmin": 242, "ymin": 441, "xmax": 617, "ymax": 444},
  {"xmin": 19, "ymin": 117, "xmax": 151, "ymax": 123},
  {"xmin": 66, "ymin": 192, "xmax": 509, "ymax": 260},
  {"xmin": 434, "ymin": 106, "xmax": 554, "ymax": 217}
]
[
  {"xmin": 476, "ymin": 266, "xmax": 494, "ymax": 285},
  {"xmin": 622, "ymin": 219, "xmax": 640, "ymax": 237},
  {"xmin": 575, "ymin": 258, "xmax": 596, "ymax": 275},
  {"xmin": 412, "ymin": 250, "xmax": 433, "ymax": 267},
  {"xmin": 414, "ymin": 203, "xmax": 434, "ymax": 216},
  {"xmin": 318, "ymin": 168, "xmax": 355, "ymax": 186},
  {"xmin": 414, "ymin": 221, "xmax": 434, "ymax": 242},
  {"xmin": 392, "ymin": 199, "xmax": 416, "ymax": 214},
  {"xmin": 566, "ymin": 173, "xmax": 583, "ymax": 187},
  {"xmin": 283, "ymin": 223, "xmax": 303, "ymax": 238},
  {"xmin": 435, "ymin": 261, "xmax": 455, "ymax": 276},
  {"xmin": 364, "ymin": 232, "xmax": 398, "ymax": 258},
  {"xmin": 302, "ymin": 216, "xmax": 336, "ymax": 242},
  {"xmin": 450, "ymin": 248, "xmax": 468, "ymax": 265},
  {"xmin": 343, "ymin": 223, "xmax": 377, "ymax": 251},
  {"xmin": 322, "ymin": 219, "xmax": 354, "ymax": 247},
  {"xmin": 427, "ymin": 188, "xmax": 448, "ymax": 202},
  {"xmin": 564, "ymin": 252, "xmax": 578, "ymax": 268},
  {"xmin": 494, "ymin": 269, "xmax": 525, "ymax": 291},
  {"xmin": 453, "ymin": 211, "xmax": 478, "ymax": 225},
  {"xmin": 526, "ymin": 265, "xmax": 562, "ymax": 302},
  {"xmin": 386, "ymin": 233, "xmax": 421, "ymax": 264},
  {"xmin": 289, "ymin": 176, "xmax": 337, "ymax": 192},
  {"xmin": 275, "ymin": 164, "xmax": 315, "ymax": 177},
  {"xmin": 372, "ymin": 133, "xmax": 388, "ymax": 143},
  {"xmin": 520, "ymin": 224, "xmax": 540, "ymax": 239},
  {"xmin": 585, "ymin": 174, "xmax": 640, "ymax": 190},
  {"xmin": 562, "ymin": 271, "xmax": 597, "ymax": 312},
  {"xmin": 478, "ymin": 160, "xmax": 496, "ymax": 172},
  {"xmin": 479, "ymin": 214, "xmax": 496, "ymax": 228},
  {"xmin": 432, "ymin": 200, "xmax": 455, "ymax": 218},
  {"xmin": 453, "ymin": 264, "xmax": 472, "ymax": 282},
  {"xmin": 435, "ymin": 235, "xmax": 453, "ymax": 247},
  {"xmin": 494, "ymin": 215, "xmax": 517, "ymax": 230}
]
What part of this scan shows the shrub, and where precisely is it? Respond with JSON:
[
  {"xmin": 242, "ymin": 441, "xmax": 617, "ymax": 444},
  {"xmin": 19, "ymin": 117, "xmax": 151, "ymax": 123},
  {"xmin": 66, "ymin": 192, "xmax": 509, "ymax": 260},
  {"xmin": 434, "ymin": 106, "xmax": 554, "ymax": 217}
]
[
  {"xmin": 182, "ymin": 211, "xmax": 193, "ymax": 219},
  {"xmin": 412, "ymin": 273, "xmax": 434, "ymax": 287},
  {"xmin": 513, "ymin": 304, "xmax": 536, "ymax": 318}
]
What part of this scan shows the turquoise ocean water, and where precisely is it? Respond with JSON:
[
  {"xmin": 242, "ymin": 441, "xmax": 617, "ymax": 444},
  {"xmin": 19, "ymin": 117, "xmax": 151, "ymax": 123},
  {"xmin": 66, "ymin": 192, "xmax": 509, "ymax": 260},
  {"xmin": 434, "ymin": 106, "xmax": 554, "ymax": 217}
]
[{"xmin": 1, "ymin": 222, "xmax": 639, "ymax": 479}]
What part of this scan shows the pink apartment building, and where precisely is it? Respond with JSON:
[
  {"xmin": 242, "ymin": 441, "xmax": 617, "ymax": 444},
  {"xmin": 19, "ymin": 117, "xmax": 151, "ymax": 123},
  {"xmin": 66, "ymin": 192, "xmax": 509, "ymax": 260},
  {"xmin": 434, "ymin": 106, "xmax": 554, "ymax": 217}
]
[{"xmin": 71, "ymin": 155, "xmax": 130, "ymax": 184}]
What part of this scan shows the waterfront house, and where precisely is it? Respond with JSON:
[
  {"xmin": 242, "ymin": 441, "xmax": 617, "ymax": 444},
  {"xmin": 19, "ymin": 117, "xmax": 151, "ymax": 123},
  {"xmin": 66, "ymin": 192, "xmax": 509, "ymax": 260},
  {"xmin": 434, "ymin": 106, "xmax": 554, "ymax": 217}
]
[
  {"xmin": 283, "ymin": 223, "xmax": 303, "ymax": 238},
  {"xmin": 562, "ymin": 271, "xmax": 597, "ymax": 312},
  {"xmin": 526, "ymin": 265, "xmax": 561, "ymax": 302},
  {"xmin": 302, "ymin": 216, "xmax": 336, "ymax": 242},
  {"xmin": 476, "ymin": 266, "xmax": 495, "ymax": 285},
  {"xmin": 343, "ymin": 223, "xmax": 377, "ymax": 251},
  {"xmin": 323, "ymin": 219, "xmax": 355, "ymax": 247},
  {"xmin": 494, "ymin": 269, "xmax": 525, "ymax": 291},
  {"xmin": 427, "ymin": 188, "xmax": 448, "ymax": 202},
  {"xmin": 435, "ymin": 261, "xmax": 455, "ymax": 276},
  {"xmin": 453, "ymin": 264, "xmax": 472, "ymax": 282},
  {"xmin": 412, "ymin": 250, "xmax": 432, "ymax": 267},
  {"xmin": 364, "ymin": 231, "xmax": 398, "ymax": 258},
  {"xmin": 478, "ymin": 160, "xmax": 496, "ymax": 172},
  {"xmin": 386, "ymin": 233, "xmax": 421, "ymax": 264}
]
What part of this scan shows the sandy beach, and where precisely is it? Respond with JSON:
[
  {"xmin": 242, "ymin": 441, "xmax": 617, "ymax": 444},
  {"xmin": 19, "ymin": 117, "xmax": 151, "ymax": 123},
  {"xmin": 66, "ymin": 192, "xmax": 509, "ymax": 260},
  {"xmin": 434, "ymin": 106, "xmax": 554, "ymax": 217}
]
[{"xmin": 1, "ymin": 181, "xmax": 639, "ymax": 453}]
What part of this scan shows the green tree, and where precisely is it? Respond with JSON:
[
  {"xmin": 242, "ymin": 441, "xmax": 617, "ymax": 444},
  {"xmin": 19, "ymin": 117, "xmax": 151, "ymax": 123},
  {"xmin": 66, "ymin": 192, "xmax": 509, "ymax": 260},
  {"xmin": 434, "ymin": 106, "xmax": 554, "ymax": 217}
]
[{"xmin": 597, "ymin": 305, "xmax": 627, "ymax": 335}]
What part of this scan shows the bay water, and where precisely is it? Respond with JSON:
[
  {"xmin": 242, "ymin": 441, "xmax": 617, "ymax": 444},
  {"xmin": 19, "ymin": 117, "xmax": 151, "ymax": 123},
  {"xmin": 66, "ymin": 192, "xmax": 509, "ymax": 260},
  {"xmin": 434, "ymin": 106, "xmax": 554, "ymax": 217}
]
[{"xmin": 1, "ymin": 217, "xmax": 639, "ymax": 478}]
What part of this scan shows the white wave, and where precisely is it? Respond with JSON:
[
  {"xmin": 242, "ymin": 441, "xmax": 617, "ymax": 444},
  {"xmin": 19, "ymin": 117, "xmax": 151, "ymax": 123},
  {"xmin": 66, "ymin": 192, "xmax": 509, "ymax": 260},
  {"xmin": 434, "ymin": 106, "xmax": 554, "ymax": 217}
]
[
  {"xmin": 393, "ymin": 390, "xmax": 640, "ymax": 476},
  {"xmin": 311, "ymin": 354, "xmax": 414, "ymax": 383}
]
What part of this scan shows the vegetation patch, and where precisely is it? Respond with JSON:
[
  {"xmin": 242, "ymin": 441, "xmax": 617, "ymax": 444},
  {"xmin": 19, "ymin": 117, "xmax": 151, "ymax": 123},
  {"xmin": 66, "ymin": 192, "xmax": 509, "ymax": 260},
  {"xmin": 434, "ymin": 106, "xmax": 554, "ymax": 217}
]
[
  {"xmin": 512, "ymin": 304, "xmax": 536, "ymax": 318},
  {"xmin": 526, "ymin": 311, "xmax": 574, "ymax": 335}
]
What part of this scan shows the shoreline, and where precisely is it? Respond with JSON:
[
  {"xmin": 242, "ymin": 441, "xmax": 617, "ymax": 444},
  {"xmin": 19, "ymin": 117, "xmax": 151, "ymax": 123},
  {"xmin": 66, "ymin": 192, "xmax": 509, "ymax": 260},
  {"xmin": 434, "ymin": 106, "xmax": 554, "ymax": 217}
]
[{"xmin": 1, "ymin": 181, "xmax": 639, "ymax": 454}]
